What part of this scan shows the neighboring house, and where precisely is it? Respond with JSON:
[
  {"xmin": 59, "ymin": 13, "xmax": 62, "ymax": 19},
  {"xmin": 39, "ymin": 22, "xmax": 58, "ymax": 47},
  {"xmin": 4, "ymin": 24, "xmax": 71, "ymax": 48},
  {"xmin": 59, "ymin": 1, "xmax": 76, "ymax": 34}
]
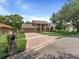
[
  {"xmin": 21, "ymin": 24, "xmax": 37, "ymax": 32},
  {"xmin": 0, "ymin": 23, "xmax": 13, "ymax": 34},
  {"xmin": 21, "ymin": 20, "xmax": 51, "ymax": 32},
  {"xmin": 66, "ymin": 23, "xmax": 76, "ymax": 32}
]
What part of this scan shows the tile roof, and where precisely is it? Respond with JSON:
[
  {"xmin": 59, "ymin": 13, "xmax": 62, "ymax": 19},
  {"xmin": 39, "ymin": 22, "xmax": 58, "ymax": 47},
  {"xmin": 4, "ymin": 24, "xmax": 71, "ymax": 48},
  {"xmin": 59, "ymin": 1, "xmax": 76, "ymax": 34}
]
[
  {"xmin": 22, "ymin": 24, "xmax": 37, "ymax": 29},
  {"xmin": 32, "ymin": 20, "xmax": 49, "ymax": 24},
  {"xmin": 0, "ymin": 23, "xmax": 13, "ymax": 29}
]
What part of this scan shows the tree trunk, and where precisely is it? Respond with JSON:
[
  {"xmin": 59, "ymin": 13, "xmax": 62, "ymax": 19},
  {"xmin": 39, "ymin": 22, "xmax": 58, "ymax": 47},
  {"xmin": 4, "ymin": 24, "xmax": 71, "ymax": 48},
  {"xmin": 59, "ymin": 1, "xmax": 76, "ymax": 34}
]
[
  {"xmin": 76, "ymin": 26, "xmax": 79, "ymax": 32},
  {"xmin": 77, "ymin": 28, "xmax": 79, "ymax": 32},
  {"xmin": 73, "ymin": 24, "xmax": 79, "ymax": 32}
]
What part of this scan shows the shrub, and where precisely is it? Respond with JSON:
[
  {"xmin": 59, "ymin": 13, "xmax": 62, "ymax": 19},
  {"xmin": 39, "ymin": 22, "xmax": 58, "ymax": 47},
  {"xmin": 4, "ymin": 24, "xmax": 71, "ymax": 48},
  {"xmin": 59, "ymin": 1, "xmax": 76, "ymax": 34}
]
[{"xmin": 0, "ymin": 33, "xmax": 26, "ymax": 59}]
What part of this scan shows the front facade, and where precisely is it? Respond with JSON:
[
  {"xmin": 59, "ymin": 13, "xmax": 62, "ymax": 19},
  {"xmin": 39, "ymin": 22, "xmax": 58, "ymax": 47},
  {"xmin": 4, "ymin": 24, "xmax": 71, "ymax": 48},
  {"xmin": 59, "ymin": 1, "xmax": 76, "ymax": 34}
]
[
  {"xmin": 21, "ymin": 20, "xmax": 51, "ymax": 32},
  {"xmin": 32, "ymin": 20, "xmax": 50, "ymax": 32}
]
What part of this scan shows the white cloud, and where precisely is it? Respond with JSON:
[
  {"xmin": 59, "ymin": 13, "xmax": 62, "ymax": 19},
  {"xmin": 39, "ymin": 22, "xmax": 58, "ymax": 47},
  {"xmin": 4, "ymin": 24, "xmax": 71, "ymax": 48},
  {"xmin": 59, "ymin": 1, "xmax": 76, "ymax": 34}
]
[
  {"xmin": 0, "ymin": 0, "xmax": 11, "ymax": 15},
  {"xmin": 21, "ymin": 14, "xmax": 50, "ymax": 22},
  {"xmin": 0, "ymin": 0, "xmax": 50, "ymax": 22},
  {"xmin": 30, "ymin": 16, "xmax": 50, "ymax": 22},
  {"xmin": 0, "ymin": 5, "xmax": 10, "ymax": 15},
  {"xmin": 21, "ymin": 4, "xmax": 31, "ymax": 10},
  {"xmin": 0, "ymin": 0, "xmax": 7, "ymax": 4},
  {"xmin": 21, "ymin": 14, "xmax": 31, "ymax": 22},
  {"xmin": 16, "ymin": 0, "xmax": 31, "ymax": 11}
]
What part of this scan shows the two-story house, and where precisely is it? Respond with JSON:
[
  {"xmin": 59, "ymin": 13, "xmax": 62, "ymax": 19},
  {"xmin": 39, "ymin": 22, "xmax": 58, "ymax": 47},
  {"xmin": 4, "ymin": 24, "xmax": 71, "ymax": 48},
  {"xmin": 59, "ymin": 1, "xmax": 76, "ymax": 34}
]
[
  {"xmin": 21, "ymin": 20, "xmax": 50, "ymax": 32},
  {"xmin": 32, "ymin": 20, "xmax": 50, "ymax": 32}
]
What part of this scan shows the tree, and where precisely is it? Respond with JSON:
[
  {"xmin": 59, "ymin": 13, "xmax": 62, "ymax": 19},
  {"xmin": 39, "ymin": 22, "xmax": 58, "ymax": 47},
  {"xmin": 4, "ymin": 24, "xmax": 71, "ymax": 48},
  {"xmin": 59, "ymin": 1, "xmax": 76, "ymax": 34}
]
[
  {"xmin": 26, "ymin": 21, "xmax": 31, "ymax": 24},
  {"xmin": 50, "ymin": 0, "xmax": 79, "ymax": 31},
  {"xmin": 0, "ymin": 14, "xmax": 24, "ymax": 31},
  {"xmin": 4, "ymin": 15, "xmax": 12, "ymax": 25},
  {"xmin": 9, "ymin": 14, "xmax": 23, "ymax": 31},
  {"xmin": 0, "ymin": 15, "xmax": 4, "ymax": 23}
]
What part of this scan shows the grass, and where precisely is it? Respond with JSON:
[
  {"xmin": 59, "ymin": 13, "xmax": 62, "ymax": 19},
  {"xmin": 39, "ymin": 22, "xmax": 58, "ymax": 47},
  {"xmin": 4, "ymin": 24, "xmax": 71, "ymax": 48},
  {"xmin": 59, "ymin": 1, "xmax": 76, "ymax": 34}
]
[
  {"xmin": 0, "ymin": 33, "xmax": 26, "ymax": 59},
  {"xmin": 16, "ymin": 33, "xmax": 26, "ymax": 52},
  {"xmin": 41, "ymin": 31, "xmax": 79, "ymax": 36},
  {"xmin": 0, "ymin": 35, "xmax": 7, "ymax": 59}
]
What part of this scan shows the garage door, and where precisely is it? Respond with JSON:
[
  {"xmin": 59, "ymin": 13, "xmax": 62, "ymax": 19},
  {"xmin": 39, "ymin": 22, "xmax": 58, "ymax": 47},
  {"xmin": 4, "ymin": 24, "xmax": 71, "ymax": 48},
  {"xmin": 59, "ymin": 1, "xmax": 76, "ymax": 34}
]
[{"xmin": 24, "ymin": 28, "xmax": 35, "ymax": 32}]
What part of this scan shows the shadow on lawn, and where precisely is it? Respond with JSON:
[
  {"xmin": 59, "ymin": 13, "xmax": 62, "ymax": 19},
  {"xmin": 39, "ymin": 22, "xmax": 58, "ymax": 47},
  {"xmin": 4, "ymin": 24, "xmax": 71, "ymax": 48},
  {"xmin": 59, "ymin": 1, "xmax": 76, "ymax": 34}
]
[{"xmin": 65, "ymin": 35, "xmax": 79, "ymax": 38}]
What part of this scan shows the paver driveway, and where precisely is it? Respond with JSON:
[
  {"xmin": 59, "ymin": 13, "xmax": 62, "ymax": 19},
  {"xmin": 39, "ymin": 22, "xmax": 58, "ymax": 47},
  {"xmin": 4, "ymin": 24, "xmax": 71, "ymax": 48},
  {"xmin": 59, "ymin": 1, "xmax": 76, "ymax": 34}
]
[{"xmin": 25, "ymin": 33, "xmax": 58, "ymax": 50}]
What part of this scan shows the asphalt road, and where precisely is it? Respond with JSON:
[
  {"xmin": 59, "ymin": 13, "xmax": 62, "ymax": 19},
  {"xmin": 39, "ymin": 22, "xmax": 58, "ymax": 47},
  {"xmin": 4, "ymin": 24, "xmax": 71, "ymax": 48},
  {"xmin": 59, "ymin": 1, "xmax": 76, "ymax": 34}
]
[{"xmin": 38, "ymin": 36, "xmax": 79, "ymax": 56}]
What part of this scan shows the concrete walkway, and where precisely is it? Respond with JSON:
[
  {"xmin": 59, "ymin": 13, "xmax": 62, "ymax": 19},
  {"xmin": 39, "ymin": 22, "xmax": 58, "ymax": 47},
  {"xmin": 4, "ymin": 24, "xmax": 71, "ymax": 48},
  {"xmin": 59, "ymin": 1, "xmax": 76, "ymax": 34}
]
[{"xmin": 25, "ymin": 33, "xmax": 58, "ymax": 50}]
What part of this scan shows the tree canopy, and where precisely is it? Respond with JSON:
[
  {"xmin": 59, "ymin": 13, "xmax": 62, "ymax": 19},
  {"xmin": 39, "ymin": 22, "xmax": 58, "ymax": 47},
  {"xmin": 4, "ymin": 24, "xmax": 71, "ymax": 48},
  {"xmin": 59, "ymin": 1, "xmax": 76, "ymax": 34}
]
[
  {"xmin": 0, "ymin": 14, "xmax": 24, "ymax": 31},
  {"xmin": 50, "ymin": 0, "xmax": 79, "ymax": 31}
]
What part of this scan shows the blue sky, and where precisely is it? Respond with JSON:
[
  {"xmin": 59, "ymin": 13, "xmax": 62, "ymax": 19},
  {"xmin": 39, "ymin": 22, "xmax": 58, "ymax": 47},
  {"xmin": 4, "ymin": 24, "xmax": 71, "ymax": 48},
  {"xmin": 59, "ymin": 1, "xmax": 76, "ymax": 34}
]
[{"xmin": 0, "ymin": 0, "xmax": 67, "ymax": 22}]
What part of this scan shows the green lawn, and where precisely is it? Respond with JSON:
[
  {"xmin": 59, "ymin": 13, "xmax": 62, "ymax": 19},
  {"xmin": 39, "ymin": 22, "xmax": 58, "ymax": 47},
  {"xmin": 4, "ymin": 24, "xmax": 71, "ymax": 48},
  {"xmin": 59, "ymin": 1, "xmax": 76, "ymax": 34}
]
[
  {"xmin": 41, "ymin": 31, "xmax": 79, "ymax": 36},
  {"xmin": 0, "ymin": 33, "xmax": 26, "ymax": 59},
  {"xmin": 0, "ymin": 35, "xmax": 7, "ymax": 59},
  {"xmin": 16, "ymin": 33, "xmax": 26, "ymax": 52}
]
